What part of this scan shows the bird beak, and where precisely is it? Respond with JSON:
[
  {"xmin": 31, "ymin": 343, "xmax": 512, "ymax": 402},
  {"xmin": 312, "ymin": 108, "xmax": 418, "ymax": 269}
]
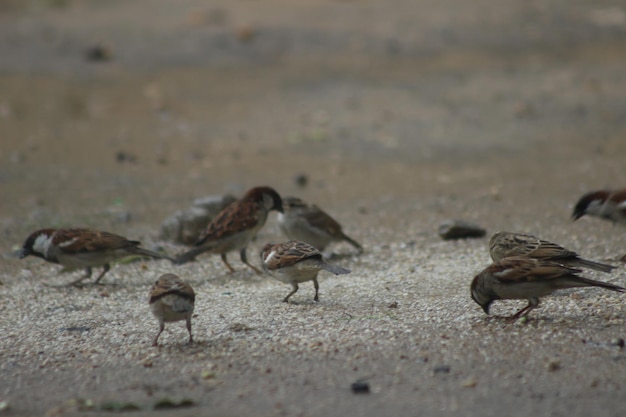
[
  {"xmin": 18, "ymin": 248, "xmax": 30, "ymax": 259},
  {"xmin": 481, "ymin": 302, "xmax": 491, "ymax": 315}
]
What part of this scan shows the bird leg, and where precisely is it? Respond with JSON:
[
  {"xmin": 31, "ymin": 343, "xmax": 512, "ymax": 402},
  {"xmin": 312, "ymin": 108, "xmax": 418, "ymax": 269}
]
[
  {"xmin": 511, "ymin": 297, "xmax": 540, "ymax": 319},
  {"xmin": 283, "ymin": 282, "xmax": 299, "ymax": 303},
  {"xmin": 152, "ymin": 322, "xmax": 164, "ymax": 347},
  {"xmin": 93, "ymin": 264, "xmax": 111, "ymax": 285},
  {"xmin": 186, "ymin": 317, "xmax": 193, "ymax": 344},
  {"xmin": 239, "ymin": 248, "xmax": 261, "ymax": 274},
  {"xmin": 220, "ymin": 253, "xmax": 236, "ymax": 273},
  {"xmin": 313, "ymin": 277, "xmax": 320, "ymax": 302}
]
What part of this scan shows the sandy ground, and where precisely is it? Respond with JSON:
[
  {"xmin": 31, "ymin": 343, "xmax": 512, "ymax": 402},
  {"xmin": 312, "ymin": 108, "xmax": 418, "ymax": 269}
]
[{"xmin": 2, "ymin": 0, "xmax": 626, "ymax": 416}]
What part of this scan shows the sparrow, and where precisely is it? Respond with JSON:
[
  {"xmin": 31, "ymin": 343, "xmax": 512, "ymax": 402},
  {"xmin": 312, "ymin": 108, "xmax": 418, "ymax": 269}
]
[
  {"xmin": 148, "ymin": 273, "xmax": 195, "ymax": 346},
  {"xmin": 19, "ymin": 228, "xmax": 174, "ymax": 286},
  {"xmin": 175, "ymin": 186, "xmax": 283, "ymax": 274},
  {"xmin": 277, "ymin": 196, "xmax": 363, "ymax": 254},
  {"xmin": 470, "ymin": 256, "xmax": 625, "ymax": 319},
  {"xmin": 573, "ymin": 189, "xmax": 626, "ymax": 224},
  {"xmin": 260, "ymin": 240, "xmax": 351, "ymax": 302},
  {"xmin": 489, "ymin": 231, "xmax": 615, "ymax": 273}
]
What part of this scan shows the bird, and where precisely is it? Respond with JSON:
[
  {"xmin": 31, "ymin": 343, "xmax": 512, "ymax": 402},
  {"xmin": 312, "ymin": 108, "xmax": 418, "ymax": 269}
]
[
  {"xmin": 19, "ymin": 228, "xmax": 174, "ymax": 286},
  {"xmin": 277, "ymin": 196, "xmax": 363, "ymax": 254},
  {"xmin": 148, "ymin": 273, "xmax": 195, "ymax": 346},
  {"xmin": 175, "ymin": 186, "xmax": 283, "ymax": 274},
  {"xmin": 489, "ymin": 231, "xmax": 615, "ymax": 273},
  {"xmin": 470, "ymin": 256, "xmax": 625, "ymax": 319},
  {"xmin": 573, "ymin": 189, "xmax": 626, "ymax": 224},
  {"xmin": 260, "ymin": 240, "xmax": 351, "ymax": 302}
]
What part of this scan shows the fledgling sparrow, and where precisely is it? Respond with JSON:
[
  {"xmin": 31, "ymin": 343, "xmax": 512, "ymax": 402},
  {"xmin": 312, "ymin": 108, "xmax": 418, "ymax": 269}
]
[
  {"xmin": 471, "ymin": 256, "xmax": 625, "ymax": 319},
  {"xmin": 489, "ymin": 231, "xmax": 615, "ymax": 273},
  {"xmin": 148, "ymin": 273, "xmax": 195, "ymax": 346},
  {"xmin": 19, "ymin": 228, "xmax": 174, "ymax": 286},
  {"xmin": 277, "ymin": 197, "xmax": 363, "ymax": 254},
  {"xmin": 573, "ymin": 189, "xmax": 626, "ymax": 224},
  {"xmin": 260, "ymin": 240, "xmax": 351, "ymax": 302},
  {"xmin": 175, "ymin": 186, "xmax": 283, "ymax": 274}
]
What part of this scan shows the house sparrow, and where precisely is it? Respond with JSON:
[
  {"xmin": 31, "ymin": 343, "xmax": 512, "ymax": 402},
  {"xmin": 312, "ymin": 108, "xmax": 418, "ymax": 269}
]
[
  {"xmin": 148, "ymin": 273, "xmax": 195, "ymax": 346},
  {"xmin": 277, "ymin": 197, "xmax": 363, "ymax": 254},
  {"xmin": 489, "ymin": 231, "xmax": 615, "ymax": 273},
  {"xmin": 175, "ymin": 186, "xmax": 283, "ymax": 274},
  {"xmin": 470, "ymin": 256, "xmax": 625, "ymax": 319},
  {"xmin": 260, "ymin": 240, "xmax": 351, "ymax": 302},
  {"xmin": 573, "ymin": 189, "xmax": 626, "ymax": 224},
  {"xmin": 19, "ymin": 228, "xmax": 174, "ymax": 286}
]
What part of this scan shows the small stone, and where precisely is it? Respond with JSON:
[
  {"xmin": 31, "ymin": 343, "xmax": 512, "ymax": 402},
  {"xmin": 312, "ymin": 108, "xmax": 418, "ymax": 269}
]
[
  {"xmin": 84, "ymin": 43, "xmax": 113, "ymax": 62},
  {"xmin": 433, "ymin": 365, "xmax": 451, "ymax": 375},
  {"xmin": 547, "ymin": 360, "xmax": 561, "ymax": 372},
  {"xmin": 115, "ymin": 151, "xmax": 137, "ymax": 164},
  {"xmin": 388, "ymin": 301, "xmax": 398, "ymax": 309},
  {"xmin": 294, "ymin": 173, "xmax": 308, "ymax": 188},
  {"xmin": 351, "ymin": 380, "xmax": 370, "ymax": 394},
  {"xmin": 438, "ymin": 220, "xmax": 486, "ymax": 240}
]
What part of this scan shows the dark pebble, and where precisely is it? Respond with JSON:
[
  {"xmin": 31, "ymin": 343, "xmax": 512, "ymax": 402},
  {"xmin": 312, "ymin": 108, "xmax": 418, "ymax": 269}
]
[
  {"xmin": 433, "ymin": 365, "xmax": 450, "ymax": 374},
  {"xmin": 438, "ymin": 220, "xmax": 486, "ymax": 240},
  {"xmin": 351, "ymin": 380, "xmax": 370, "ymax": 394}
]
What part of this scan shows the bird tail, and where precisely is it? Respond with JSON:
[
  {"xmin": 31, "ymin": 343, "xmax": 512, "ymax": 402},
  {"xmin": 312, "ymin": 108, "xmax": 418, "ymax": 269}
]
[
  {"xmin": 174, "ymin": 246, "xmax": 211, "ymax": 265},
  {"xmin": 128, "ymin": 247, "xmax": 175, "ymax": 263},
  {"xmin": 320, "ymin": 262, "xmax": 351, "ymax": 275},
  {"xmin": 342, "ymin": 234, "xmax": 364, "ymax": 254},
  {"xmin": 572, "ymin": 258, "xmax": 616, "ymax": 273},
  {"xmin": 579, "ymin": 277, "xmax": 625, "ymax": 293}
]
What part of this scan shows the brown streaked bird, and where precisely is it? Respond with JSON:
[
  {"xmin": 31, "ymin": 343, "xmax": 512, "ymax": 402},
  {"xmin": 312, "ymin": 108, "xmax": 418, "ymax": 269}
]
[
  {"xmin": 260, "ymin": 240, "xmax": 351, "ymax": 302},
  {"xmin": 573, "ymin": 188, "xmax": 626, "ymax": 224},
  {"xmin": 277, "ymin": 196, "xmax": 363, "ymax": 254},
  {"xmin": 471, "ymin": 256, "xmax": 625, "ymax": 319},
  {"xmin": 489, "ymin": 231, "xmax": 615, "ymax": 273},
  {"xmin": 148, "ymin": 273, "xmax": 195, "ymax": 347},
  {"xmin": 19, "ymin": 228, "xmax": 174, "ymax": 286},
  {"xmin": 175, "ymin": 186, "xmax": 283, "ymax": 274}
]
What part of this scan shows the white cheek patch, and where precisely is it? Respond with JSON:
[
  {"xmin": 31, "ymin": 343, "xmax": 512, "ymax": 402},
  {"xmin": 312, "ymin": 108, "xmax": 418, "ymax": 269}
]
[{"xmin": 33, "ymin": 234, "xmax": 54, "ymax": 257}]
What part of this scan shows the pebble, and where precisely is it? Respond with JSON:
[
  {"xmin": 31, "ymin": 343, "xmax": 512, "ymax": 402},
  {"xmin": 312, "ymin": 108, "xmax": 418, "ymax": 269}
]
[
  {"xmin": 438, "ymin": 220, "xmax": 486, "ymax": 240},
  {"xmin": 350, "ymin": 380, "xmax": 370, "ymax": 394}
]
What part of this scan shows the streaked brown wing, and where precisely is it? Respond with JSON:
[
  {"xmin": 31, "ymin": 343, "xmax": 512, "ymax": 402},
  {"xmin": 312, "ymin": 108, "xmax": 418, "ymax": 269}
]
[
  {"xmin": 266, "ymin": 241, "xmax": 321, "ymax": 269},
  {"xmin": 303, "ymin": 205, "xmax": 344, "ymax": 236},
  {"xmin": 196, "ymin": 201, "xmax": 260, "ymax": 244},
  {"xmin": 149, "ymin": 275, "xmax": 195, "ymax": 303},
  {"xmin": 492, "ymin": 257, "xmax": 581, "ymax": 284},
  {"xmin": 526, "ymin": 239, "xmax": 577, "ymax": 260},
  {"xmin": 609, "ymin": 189, "xmax": 626, "ymax": 204},
  {"xmin": 53, "ymin": 228, "xmax": 137, "ymax": 254}
]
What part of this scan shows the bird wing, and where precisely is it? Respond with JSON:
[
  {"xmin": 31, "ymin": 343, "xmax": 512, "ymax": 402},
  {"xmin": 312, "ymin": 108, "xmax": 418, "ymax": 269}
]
[
  {"xmin": 195, "ymin": 200, "xmax": 261, "ymax": 245},
  {"xmin": 492, "ymin": 257, "xmax": 582, "ymax": 284},
  {"xmin": 149, "ymin": 278, "xmax": 195, "ymax": 304},
  {"xmin": 265, "ymin": 241, "xmax": 322, "ymax": 270},
  {"xmin": 53, "ymin": 229, "xmax": 137, "ymax": 254}
]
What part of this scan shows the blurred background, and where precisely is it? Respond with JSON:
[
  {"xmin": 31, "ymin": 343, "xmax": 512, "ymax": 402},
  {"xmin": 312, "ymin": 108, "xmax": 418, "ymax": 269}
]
[{"xmin": 1, "ymin": 0, "xmax": 626, "ymax": 244}]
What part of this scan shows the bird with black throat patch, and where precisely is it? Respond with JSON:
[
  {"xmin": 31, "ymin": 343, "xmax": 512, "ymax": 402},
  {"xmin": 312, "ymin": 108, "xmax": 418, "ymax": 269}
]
[
  {"xmin": 572, "ymin": 188, "xmax": 626, "ymax": 224},
  {"xmin": 19, "ymin": 228, "xmax": 174, "ymax": 286}
]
